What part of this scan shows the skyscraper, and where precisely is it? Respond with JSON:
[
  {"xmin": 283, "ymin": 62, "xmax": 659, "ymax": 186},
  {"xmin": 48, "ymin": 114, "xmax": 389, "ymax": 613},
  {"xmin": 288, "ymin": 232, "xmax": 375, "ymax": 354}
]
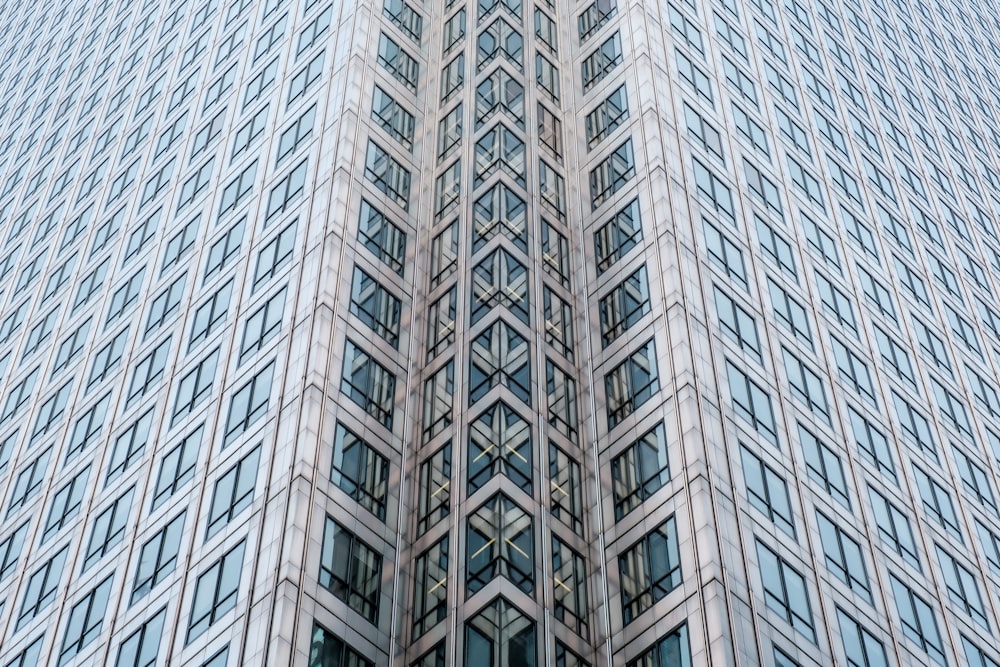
[{"xmin": 3, "ymin": 0, "xmax": 1000, "ymax": 664}]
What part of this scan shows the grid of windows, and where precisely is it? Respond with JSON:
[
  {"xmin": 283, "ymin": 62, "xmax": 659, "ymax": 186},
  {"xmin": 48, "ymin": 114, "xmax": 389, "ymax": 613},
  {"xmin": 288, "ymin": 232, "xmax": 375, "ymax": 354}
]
[{"xmin": 5, "ymin": 0, "xmax": 1000, "ymax": 664}]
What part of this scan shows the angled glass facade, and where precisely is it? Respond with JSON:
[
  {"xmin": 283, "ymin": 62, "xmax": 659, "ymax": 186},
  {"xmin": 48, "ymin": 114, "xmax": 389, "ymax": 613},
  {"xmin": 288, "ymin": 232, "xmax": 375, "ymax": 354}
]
[{"xmin": 3, "ymin": 0, "xmax": 1000, "ymax": 665}]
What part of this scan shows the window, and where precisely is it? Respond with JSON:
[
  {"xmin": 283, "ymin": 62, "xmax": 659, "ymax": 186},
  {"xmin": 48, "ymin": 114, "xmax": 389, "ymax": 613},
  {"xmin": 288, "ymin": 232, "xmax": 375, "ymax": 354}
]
[
  {"xmin": 254, "ymin": 220, "xmax": 297, "ymax": 288},
  {"xmin": 412, "ymin": 536, "xmax": 448, "ymax": 638},
  {"xmin": 471, "ymin": 248, "xmax": 529, "ymax": 324},
  {"xmin": 468, "ymin": 402, "xmax": 531, "ymax": 492},
  {"xmin": 889, "ymin": 574, "xmax": 946, "ymax": 664},
  {"xmin": 543, "ymin": 287, "xmax": 574, "ymax": 360},
  {"xmin": 350, "ymin": 268, "xmax": 401, "ymax": 348},
  {"xmin": 359, "ymin": 200, "xmax": 406, "ymax": 275},
  {"xmin": 868, "ymin": 486, "xmax": 920, "ymax": 567},
  {"xmin": 30, "ymin": 379, "xmax": 73, "ymax": 440},
  {"xmin": 115, "ymin": 607, "xmax": 166, "ymax": 667},
  {"xmin": 929, "ymin": 376, "xmax": 974, "ymax": 440},
  {"xmin": 892, "ymin": 392, "xmax": 937, "ymax": 460},
  {"xmin": 132, "ymin": 512, "xmax": 186, "ymax": 604},
  {"xmin": 371, "ymin": 88, "xmax": 413, "ymax": 152},
  {"xmin": 816, "ymin": 512, "xmax": 870, "ymax": 600},
  {"xmin": 590, "ymin": 139, "xmax": 635, "ymax": 208},
  {"xmin": 477, "ymin": 17, "xmax": 524, "ymax": 71},
  {"xmin": 953, "ymin": 445, "xmax": 997, "ymax": 512},
  {"xmin": 756, "ymin": 216, "xmax": 797, "ymax": 278},
  {"xmin": 894, "ymin": 256, "xmax": 931, "ymax": 307},
  {"xmin": 715, "ymin": 13, "xmax": 747, "ymax": 60},
  {"xmin": 913, "ymin": 464, "xmax": 962, "ymax": 541},
  {"xmin": 768, "ymin": 279, "xmax": 811, "ymax": 346},
  {"xmin": 740, "ymin": 446, "xmax": 795, "ymax": 537},
  {"xmin": 319, "ymin": 517, "xmax": 382, "ymax": 623},
  {"xmin": 331, "ymin": 423, "xmax": 389, "ymax": 521},
  {"xmin": 847, "ymin": 405, "xmax": 895, "ymax": 481},
  {"xmin": 417, "ymin": 443, "xmax": 451, "ymax": 534},
  {"xmin": 936, "ymin": 545, "xmax": 989, "ymax": 627},
  {"xmin": 619, "ymin": 516, "xmax": 681, "ymax": 624},
  {"xmin": 173, "ymin": 349, "xmax": 220, "ymax": 420},
  {"xmin": 437, "ymin": 103, "xmax": 462, "ymax": 159},
  {"xmin": 799, "ymin": 425, "xmax": 849, "ymax": 506},
  {"xmin": 82, "ymin": 490, "xmax": 133, "ymax": 568},
  {"xmin": 586, "ymin": 85, "xmax": 628, "ymax": 149},
  {"xmin": 441, "ymin": 53, "xmax": 464, "ymax": 101},
  {"xmin": 714, "ymin": 287, "xmax": 761, "ymax": 359},
  {"xmin": 65, "ymin": 392, "xmax": 110, "ymax": 463},
  {"xmin": 378, "ymin": 33, "xmax": 418, "ymax": 91},
  {"xmin": 230, "ymin": 106, "xmax": 269, "ymax": 162},
  {"xmin": 692, "ymin": 158, "xmax": 735, "ymax": 222},
  {"xmin": 191, "ymin": 109, "xmax": 226, "ymax": 159},
  {"xmin": 41, "ymin": 466, "xmax": 90, "ymax": 543},
  {"xmin": 207, "ymin": 445, "xmax": 261, "ymax": 538},
  {"xmin": 467, "ymin": 494, "xmax": 534, "ymax": 594},
  {"xmin": 859, "ymin": 268, "xmax": 897, "ymax": 322},
  {"xmin": 684, "ymin": 102, "xmax": 724, "ymax": 162},
  {"xmin": 837, "ymin": 608, "xmax": 889, "ymax": 667},
  {"xmin": 106, "ymin": 267, "xmax": 146, "ymax": 324},
  {"xmin": 17, "ymin": 545, "xmax": 69, "ymax": 629},
  {"xmin": 476, "ymin": 65, "xmax": 524, "ymax": 128},
  {"xmin": 539, "ymin": 159, "xmax": 566, "ymax": 218},
  {"xmin": 582, "ymin": 32, "xmax": 622, "ymax": 91},
  {"xmin": 782, "ymin": 349, "xmax": 830, "ymax": 422},
  {"xmin": 814, "ymin": 271, "xmax": 855, "ymax": 334},
  {"xmin": 298, "ymin": 5, "xmax": 333, "ymax": 54},
  {"xmin": 0, "ymin": 522, "xmax": 29, "ymax": 582},
  {"xmin": 670, "ymin": 4, "xmax": 704, "ymax": 53},
  {"xmin": 474, "ymin": 125, "xmax": 525, "ymax": 188},
  {"xmin": 606, "ymin": 340, "xmax": 659, "ymax": 429},
  {"xmin": 124, "ymin": 209, "xmax": 164, "ymax": 261},
  {"xmin": 722, "ymin": 56, "xmax": 757, "ymax": 105},
  {"xmin": 426, "ymin": 287, "xmax": 456, "ymax": 361},
  {"xmin": 342, "ymin": 341, "xmax": 395, "ymax": 428},
  {"xmin": 287, "ymin": 51, "xmax": 324, "ymax": 104},
  {"xmin": 963, "ymin": 637, "xmax": 1000, "ymax": 667},
  {"xmin": 538, "ymin": 102, "xmax": 562, "ymax": 158},
  {"xmin": 218, "ymin": 160, "xmax": 258, "ymax": 217},
  {"xmin": 756, "ymin": 541, "xmax": 815, "ymax": 641},
  {"xmin": 4, "ymin": 634, "xmax": 43, "ymax": 667},
  {"xmin": 594, "ymin": 199, "xmax": 641, "ymax": 273},
  {"xmin": 239, "ymin": 288, "xmax": 286, "ymax": 363},
  {"xmin": 677, "ymin": 50, "xmax": 713, "ymax": 103},
  {"xmin": 552, "ymin": 536, "xmax": 588, "ymax": 637},
  {"xmin": 187, "ymin": 541, "xmax": 246, "ymax": 643},
  {"xmin": 126, "ymin": 337, "xmax": 172, "ymax": 406},
  {"xmin": 744, "ymin": 159, "xmax": 783, "ymax": 217},
  {"xmin": 59, "ymin": 575, "xmax": 114, "ymax": 665},
  {"xmin": 243, "ymin": 56, "xmax": 279, "ymax": 107},
  {"xmin": 830, "ymin": 337, "xmax": 876, "ymax": 405},
  {"xmin": 145, "ymin": 273, "xmax": 187, "ymax": 335},
  {"xmin": 7, "ymin": 448, "xmax": 51, "ymax": 517},
  {"xmin": 536, "ymin": 53, "xmax": 560, "ymax": 102},
  {"xmin": 612, "ymin": 423, "xmax": 669, "ymax": 520},
  {"xmin": 542, "ymin": 218, "xmax": 570, "ymax": 289},
  {"xmin": 703, "ymin": 219, "xmax": 747, "ymax": 287},
  {"xmin": 442, "ymin": 8, "xmax": 465, "ymax": 53},
  {"xmin": 547, "ymin": 359, "xmax": 579, "ymax": 442},
  {"xmin": 549, "ymin": 442, "xmax": 584, "ymax": 535},
  {"xmin": 599, "ymin": 265, "xmax": 650, "ymax": 347},
  {"xmin": 365, "ymin": 142, "xmax": 410, "ymax": 210},
  {"xmin": 189, "ymin": 281, "xmax": 233, "ymax": 348},
  {"xmin": 625, "ymin": 625, "xmax": 690, "ymax": 666},
  {"xmin": 579, "ymin": 0, "xmax": 617, "ymax": 42},
  {"xmin": 309, "ymin": 624, "xmax": 374, "ymax": 667},
  {"xmin": 223, "ymin": 361, "xmax": 275, "ymax": 445},
  {"xmin": 726, "ymin": 362, "xmax": 777, "ymax": 444},
  {"xmin": 152, "ymin": 424, "xmax": 204, "ymax": 510}
]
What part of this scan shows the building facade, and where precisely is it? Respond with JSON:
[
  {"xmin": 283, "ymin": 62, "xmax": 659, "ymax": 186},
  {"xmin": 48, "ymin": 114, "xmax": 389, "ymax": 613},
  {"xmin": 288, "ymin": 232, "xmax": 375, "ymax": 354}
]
[{"xmin": 2, "ymin": 0, "xmax": 1000, "ymax": 665}]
